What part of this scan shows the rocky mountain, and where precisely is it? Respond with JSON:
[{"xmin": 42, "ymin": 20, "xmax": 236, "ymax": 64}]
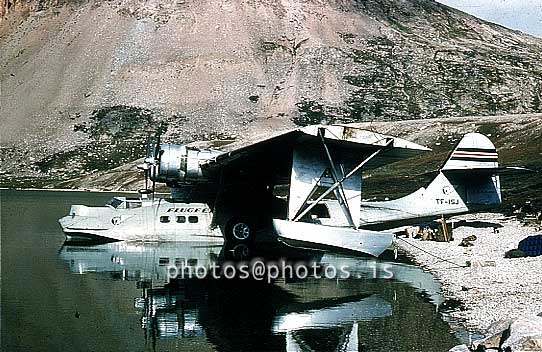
[{"xmin": 1, "ymin": 0, "xmax": 541, "ymax": 188}]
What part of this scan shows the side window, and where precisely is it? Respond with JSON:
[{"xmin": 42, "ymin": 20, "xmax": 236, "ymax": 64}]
[
  {"xmin": 160, "ymin": 216, "xmax": 170, "ymax": 223},
  {"xmin": 187, "ymin": 259, "xmax": 197, "ymax": 266},
  {"xmin": 159, "ymin": 257, "xmax": 170, "ymax": 266},
  {"xmin": 176, "ymin": 216, "xmax": 186, "ymax": 223},
  {"xmin": 188, "ymin": 216, "xmax": 198, "ymax": 223}
]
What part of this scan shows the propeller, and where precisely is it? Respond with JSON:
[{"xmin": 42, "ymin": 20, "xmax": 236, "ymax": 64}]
[
  {"xmin": 137, "ymin": 133, "xmax": 162, "ymax": 196},
  {"xmin": 152, "ymin": 134, "xmax": 162, "ymax": 195},
  {"xmin": 144, "ymin": 134, "xmax": 152, "ymax": 190}
]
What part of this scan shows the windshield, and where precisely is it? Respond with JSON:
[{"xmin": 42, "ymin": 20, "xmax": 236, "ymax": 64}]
[
  {"xmin": 126, "ymin": 201, "xmax": 142, "ymax": 209},
  {"xmin": 107, "ymin": 198, "xmax": 124, "ymax": 209}
]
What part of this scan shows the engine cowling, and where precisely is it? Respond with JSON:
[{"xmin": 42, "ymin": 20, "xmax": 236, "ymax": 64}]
[{"xmin": 150, "ymin": 144, "xmax": 221, "ymax": 185}]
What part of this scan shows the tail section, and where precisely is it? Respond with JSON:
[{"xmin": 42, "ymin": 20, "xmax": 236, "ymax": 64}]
[
  {"xmin": 439, "ymin": 133, "xmax": 501, "ymax": 206},
  {"xmin": 359, "ymin": 133, "xmax": 502, "ymax": 229}
]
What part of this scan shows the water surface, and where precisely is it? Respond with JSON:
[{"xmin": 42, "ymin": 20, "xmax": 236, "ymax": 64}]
[{"xmin": 1, "ymin": 190, "xmax": 460, "ymax": 351}]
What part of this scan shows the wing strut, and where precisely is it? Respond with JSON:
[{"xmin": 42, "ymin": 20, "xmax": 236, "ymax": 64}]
[
  {"xmin": 318, "ymin": 128, "xmax": 356, "ymax": 228},
  {"xmin": 291, "ymin": 168, "xmax": 330, "ymax": 220},
  {"xmin": 293, "ymin": 138, "xmax": 393, "ymax": 224}
]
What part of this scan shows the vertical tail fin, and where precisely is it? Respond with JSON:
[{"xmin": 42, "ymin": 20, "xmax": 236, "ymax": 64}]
[
  {"xmin": 440, "ymin": 133, "xmax": 501, "ymax": 206},
  {"xmin": 442, "ymin": 133, "xmax": 499, "ymax": 170}
]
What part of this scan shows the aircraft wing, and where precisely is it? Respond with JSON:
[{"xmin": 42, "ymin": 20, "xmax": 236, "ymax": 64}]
[{"xmin": 200, "ymin": 124, "xmax": 430, "ymax": 185}]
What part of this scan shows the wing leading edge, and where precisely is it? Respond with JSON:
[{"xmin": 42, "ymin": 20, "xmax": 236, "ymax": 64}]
[{"xmin": 201, "ymin": 125, "xmax": 430, "ymax": 185}]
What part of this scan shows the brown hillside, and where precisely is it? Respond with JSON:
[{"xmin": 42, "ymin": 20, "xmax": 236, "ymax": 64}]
[{"xmin": 1, "ymin": 0, "xmax": 541, "ymax": 188}]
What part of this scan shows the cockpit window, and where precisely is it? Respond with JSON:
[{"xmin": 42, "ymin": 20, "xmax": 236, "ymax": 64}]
[
  {"xmin": 126, "ymin": 201, "xmax": 142, "ymax": 209},
  {"xmin": 107, "ymin": 198, "xmax": 124, "ymax": 209}
]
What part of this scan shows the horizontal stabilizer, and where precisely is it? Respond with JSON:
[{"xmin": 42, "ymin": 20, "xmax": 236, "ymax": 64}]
[
  {"xmin": 420, "ymin": 166, "xmax": 535, "ymax": 179},
  {"xmin": 442, "ymin": 166, "xmax": 535, "ymax": 177}
]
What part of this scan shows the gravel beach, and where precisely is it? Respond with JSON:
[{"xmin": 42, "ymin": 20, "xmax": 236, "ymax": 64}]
[{"xmin": 396, "ymin": 213, "xmax": 542, "ymax": 335}]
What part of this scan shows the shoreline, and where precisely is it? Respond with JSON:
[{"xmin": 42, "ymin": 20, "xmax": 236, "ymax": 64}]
[
  {"xmin": 0, "ymin": 187, "xmax": 138, "ymax": 193},
  {"xmin": 396, "ymin": 212, "xmax": 542, "ymax": 337},
  {"xmin": 0, "ymin": 187, "xmax": 170, "ymax": 195}
]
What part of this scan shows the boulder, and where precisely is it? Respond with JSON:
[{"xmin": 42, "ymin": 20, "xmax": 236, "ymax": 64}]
[
  {"xmin": 472, "ymin": 332, "xmax": 505, "ymax": 350},
  {"xmin": 501, "ymin": 315, "xmax": 542, "ymax": 351},
  {"xmin": 485, "ymin": 319, "xmax": 513, "ymax": 336},
  {"xmin": 448, "ymin": 344, "xmax": 470, "ymax": 352}
]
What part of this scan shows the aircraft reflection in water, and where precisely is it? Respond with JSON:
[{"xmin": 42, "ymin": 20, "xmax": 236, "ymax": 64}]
[{"xmin": 59, "ymin": 240, "xmax": 443, "ymax": 351}]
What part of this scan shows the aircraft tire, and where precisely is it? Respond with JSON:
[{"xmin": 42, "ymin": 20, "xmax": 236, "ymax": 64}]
[{"xmin": 225, "ymin": 218, "xmax": 254, "ymax": 243}]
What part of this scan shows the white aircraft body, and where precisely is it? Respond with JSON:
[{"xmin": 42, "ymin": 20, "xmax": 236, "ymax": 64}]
[
  {"xmin": 59, "ymin": 124, "xmax": 522, "ymax": 257},
  {"xmin": 60, "ymin": 197, "xmax": 223, "ymax": 243}
]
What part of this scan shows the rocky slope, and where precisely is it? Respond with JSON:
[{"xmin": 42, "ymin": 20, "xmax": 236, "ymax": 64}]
[{"xmin": 1, "ymin": 0, "xmax": 541, "ymax": 188}]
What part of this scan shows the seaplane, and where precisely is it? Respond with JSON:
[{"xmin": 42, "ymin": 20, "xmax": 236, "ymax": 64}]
[{"xmin": 59, "ymin": 124, "xmax": 523, "ymax": 257}]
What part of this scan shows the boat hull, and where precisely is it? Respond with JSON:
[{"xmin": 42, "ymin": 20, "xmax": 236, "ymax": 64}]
[
  {"xmin": 59, "ymin": 218, "xmax": 225, "ymax": 243},
  {"xmin": 58, "ymin": 200, "xmax": 224, "ymax": 244}
]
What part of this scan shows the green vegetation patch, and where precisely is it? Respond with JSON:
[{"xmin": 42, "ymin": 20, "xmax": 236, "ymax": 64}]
[
  {"xmin": 37, "ymin": 105, "xmax": 169, "ymax": 177},
  {"xmin": 89, "ymin": 105, "xmax": 167, "ymax": 139},
  {"xmin": 293, "ymin": 99, "xmax": 353, "ymax": 126}
]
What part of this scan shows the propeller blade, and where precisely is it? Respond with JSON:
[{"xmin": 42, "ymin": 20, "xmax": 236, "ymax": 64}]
[
  {"xmin": 153, "ymin": 134, "xmax": 162, "ymax": 188},
  {"xmin": 145, "ymin": 134, "xmax": 152, "ymax": 159},
  {"xmin": 154, "ymin": 134, "xmax": 161, "ymax": 161},
  {"xmin": 145, "ymin": 169, "xmax": 149, "ymax": 190}
]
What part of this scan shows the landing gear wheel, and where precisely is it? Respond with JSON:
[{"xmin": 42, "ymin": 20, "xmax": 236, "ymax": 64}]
[
  {"xmin": 226, "ymin": 219, "xmax": 254, "ymax": 243},
  {"xmin": 232, "ymin": 222, "xmax": 251, "ymax": 241}
]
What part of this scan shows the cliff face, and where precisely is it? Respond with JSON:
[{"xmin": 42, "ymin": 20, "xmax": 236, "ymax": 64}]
[{"xmin": 1, "ymin": 0, "xmax": 541, "ymax": 188}]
